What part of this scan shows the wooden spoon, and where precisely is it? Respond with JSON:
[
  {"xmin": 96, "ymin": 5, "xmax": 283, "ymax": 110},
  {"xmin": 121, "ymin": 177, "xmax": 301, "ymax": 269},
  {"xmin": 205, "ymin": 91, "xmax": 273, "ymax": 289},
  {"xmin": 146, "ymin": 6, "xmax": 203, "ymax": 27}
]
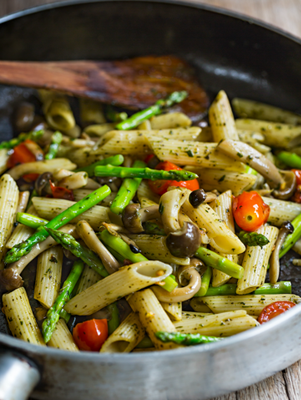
[{"xmin": 0, "ymin": 55, "xmax": 208, "ymax": 121}]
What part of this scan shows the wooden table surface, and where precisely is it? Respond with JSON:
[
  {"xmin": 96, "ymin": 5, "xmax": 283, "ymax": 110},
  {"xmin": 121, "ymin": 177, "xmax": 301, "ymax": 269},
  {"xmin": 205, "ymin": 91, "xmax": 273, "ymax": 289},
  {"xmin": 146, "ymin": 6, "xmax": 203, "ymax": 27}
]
[{"xmin": 0, "ymin": 1, "xmax": 300, "ymax": 399}]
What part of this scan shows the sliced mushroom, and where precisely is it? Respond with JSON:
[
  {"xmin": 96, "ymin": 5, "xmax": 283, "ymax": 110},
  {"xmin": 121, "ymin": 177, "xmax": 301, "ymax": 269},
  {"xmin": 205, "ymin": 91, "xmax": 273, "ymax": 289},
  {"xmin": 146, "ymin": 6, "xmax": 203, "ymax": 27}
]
[
  {"xmin": 77, "ymin": 220, "xmax": 120, "ymax": 274},
  {"xmin": 166, "ymin": 222, "xmax": 201, "ymax": 258},
  {"xmin": 269, "ymin": 221, "xmax": 294, "ymax": 284},
  {"xmin": 273, "ymin": 170, "xmax": 296, "ymax": 200},
  {"xmin": 160, "ymin": 188, "xmax": 190, "ymax": 233},
  {"xmin": 0, "ymin": 224, "xmax": 77, "ymax": 292},
  {"xmin": 35, "ymin": 172, "xmax": 53, "ymax": 196},
  {"xmin": 122, "ymin": 204, "xmax": 160, "ymax": 233},
  {"xmin": 152, "ymin": 265, "xmax": 202, "ymax": 303},
  {"xmin": 217, "ymin": 140, "xmax": 284, "ymax": 188}
]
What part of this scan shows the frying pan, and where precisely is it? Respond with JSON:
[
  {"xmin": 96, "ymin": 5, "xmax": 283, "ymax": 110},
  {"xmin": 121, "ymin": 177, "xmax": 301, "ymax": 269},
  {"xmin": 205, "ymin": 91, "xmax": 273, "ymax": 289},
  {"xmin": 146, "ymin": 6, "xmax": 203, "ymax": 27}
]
[{"xmin": 1, "ymin": 1, "xmax": 301, "ymax": 399}]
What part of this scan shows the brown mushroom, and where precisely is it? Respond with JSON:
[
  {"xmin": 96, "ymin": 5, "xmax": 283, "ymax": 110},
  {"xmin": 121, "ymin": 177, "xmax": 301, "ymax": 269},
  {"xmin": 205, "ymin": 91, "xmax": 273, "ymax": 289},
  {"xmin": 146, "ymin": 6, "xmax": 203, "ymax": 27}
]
[
  {"xmin": 122, "ymin": 204, "xmax": 160, "ymax": 233},
  {"xmin": 189, "ymin": 189, "xmax": 217, "ymax": 207},
  {"xmin": 273, "ymin": 170, "xmax": 296, "ymax": 200},
  {"xmin": 152, "ymin": 264, "xmax": 202, "ymax": 303},
  {"xmin": 166, "ymin": 222, "xmax": 201, "ymax": 258},
  {"xmin": 269, "ymin": 221, "xmax": 294, "ymax": 284},
  {"xmin": 35, "ymin": 172, "xmax": 53, "ymax": 196},
  {"xmin": 0, "ymin": 224, "xmax": 77, "ymax": 292},
  {"xmin": 14, "ymin": 101, "xmax": 35, "ymax": 132}
]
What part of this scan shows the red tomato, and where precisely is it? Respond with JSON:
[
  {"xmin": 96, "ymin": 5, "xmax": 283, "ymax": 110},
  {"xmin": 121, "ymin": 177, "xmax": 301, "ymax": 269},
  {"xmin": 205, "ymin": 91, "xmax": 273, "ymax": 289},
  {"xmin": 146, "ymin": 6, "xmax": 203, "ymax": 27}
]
[
  {"xmin": 49, "ymin": 181, "xmax": 75, "ymax": 201},
  {"xmin": 73, "ymin": 319, "xmax": 108, "ymax": 351},
  {"xmin": 292, "ymin": 169, "xmax": 301, "ymax": 186},
  {"xmin": 233, "ymin": 191, "xmax": 270, "ymax": 232},
  {"xmin": 7, "ymin": 142, "xmax": 36, "ymax": 168},
  {"xmin": 23, "ymin": 173, "xmax": 40, "ymax": 182},
  {"xmin": 148, "ymin": 160, "xmax": 200, "ymax": 196},
  {"xmin": 258, "ymin": 301, "xmax": 296, "ymax": 324},
  {"xmin": 291, "ymin": 170, "xmax": 301, "ymax": 203}
]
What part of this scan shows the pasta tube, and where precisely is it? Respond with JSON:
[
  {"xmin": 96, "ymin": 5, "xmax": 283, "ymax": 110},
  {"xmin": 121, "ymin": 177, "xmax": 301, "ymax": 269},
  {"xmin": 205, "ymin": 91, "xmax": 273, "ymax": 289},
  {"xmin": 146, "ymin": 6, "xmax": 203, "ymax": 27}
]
[
  {"xmin": 209, "ymin": 90, "xmax": 239, "ymax": 142},
  {"xmin": 76, "ymin": 265, "xmax": 100, "ymax": 294},
  {"xmin": 2, "ymin": 287, "xmax": 45, "ymax": 345},
  {"xmin": 161, "ymin": 302, "xmax": 182, "ymax": 321},
  {"xmin": 0, "ymin": 174, "xmax": 19, "ymax": 264},
  {"xmin": 34, "ymin": 246, "xmax": 63, "ymax": 309},
  {"xmin": 6, "ymin": 205, "xmax": 38, "ymax": 249},
  {"xmin": 262, "ymin": 197, "xmax": 301, "ymax": 226},
  {"xmin": 65, "ymin": 261, "xmax": 172, "ymax": 315},
  {"xmin": 43, "ymin": 96, "xmax": 75, "ymax": 132},
  {"xmin": 48, "ymin": 319, "xmax": 79, "ymax": 351},
  {"xmin": 80, "ymin": 98, "xmax": 106, "ymax": 124},
  {"xmin": 237, "ymin": 225, "xmax": 279, "ymax": 294},
  {"xmin": 128, "ymin": 289, "xmax": 180, "ymax": 350},
  {"xmin": 150, "ymin": 112, "xmax": 191, "ymax": 129},
  {"xmin": 0, "ymin": 148, "xmax": 9, "ymax": 175},
  {"xmin": 201, "ymin": 294, "xmax": 301, "ymax": 316},
  {"xmin": 100, "ymin": 312, "xmax": 145, "ymax": 353}
]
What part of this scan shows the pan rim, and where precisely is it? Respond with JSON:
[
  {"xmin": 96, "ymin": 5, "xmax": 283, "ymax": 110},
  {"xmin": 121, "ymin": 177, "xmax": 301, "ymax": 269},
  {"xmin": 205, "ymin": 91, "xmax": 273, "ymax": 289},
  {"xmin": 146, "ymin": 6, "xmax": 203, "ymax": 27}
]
[{"xmin": 0, "ymin": 0, "xmax": 301, "ymax": 360}]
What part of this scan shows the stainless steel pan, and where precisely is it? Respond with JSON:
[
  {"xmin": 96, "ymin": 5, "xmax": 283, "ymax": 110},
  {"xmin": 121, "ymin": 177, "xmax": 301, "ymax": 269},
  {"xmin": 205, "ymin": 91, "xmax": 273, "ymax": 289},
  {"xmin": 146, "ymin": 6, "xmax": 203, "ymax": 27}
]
[{"xmin": 1, "ymin": 1, "xmax": 301, "ymax": 399}]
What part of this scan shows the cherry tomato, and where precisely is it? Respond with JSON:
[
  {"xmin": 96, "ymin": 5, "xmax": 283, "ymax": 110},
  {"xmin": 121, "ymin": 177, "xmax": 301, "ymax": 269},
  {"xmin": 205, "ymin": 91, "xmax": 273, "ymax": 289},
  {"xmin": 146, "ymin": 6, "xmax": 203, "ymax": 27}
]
[
  {"xmin": 49, "ymin": 180, "xmax": 75, "ymax": 201},
  {"xmin": 291, "ymin": 170, "xmax": 301, "ymax": 203},
  {"xmin": 73, "ymin": 319, "xmax": 108, "ymax": 351},
  {"xmin": 258, "ymin": 301, "xmax": 296, "ymax": 324},
  {"xmin": 23, "ymin": 173, "xmax": 40, "ymax": 182},
  {"xmin": 233, "ymin": 191, "xmax": 270, "ymax": 232},
  {"xmin": 148, "ymin": 160, "xmax": 200, "ymax": 196},
  {"xmin": 7, "ymin": 141, "xmax": 36, "ymax": 168}
]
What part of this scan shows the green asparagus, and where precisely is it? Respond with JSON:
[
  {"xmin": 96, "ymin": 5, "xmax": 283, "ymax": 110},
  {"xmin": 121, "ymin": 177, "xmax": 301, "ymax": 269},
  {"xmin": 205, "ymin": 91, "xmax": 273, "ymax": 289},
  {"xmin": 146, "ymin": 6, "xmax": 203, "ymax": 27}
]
[
  {"xmin": 105, "ymin": 105, "xmax": 128, "ymax": 122},
  {"xmin": 196, "ymin": 281, "xmax": 292, "ymax": 297},
  {"xmin": 195, "ymin": 247, "xmax": 244, "ymax": 280},
  {"xmin": 0, "ymin": 130, "xmax": 44, "ymax": 149},
  {"xmin": 95, "ymin": 164, "xmax": 198, "ymax": 181},
  {"xmin": 98, "ymin": 229, "xmax": 178, "ymax": 292},
  {"xmin": 75, "ymin": 154, "xmax": 124, "ymax": 177},
  {"xmin": 110, "ymin": 160, "xmax": 146, "ymax": 215},
  {"xmin": 277, "ymin": 151, "xmax": 301, "ymax": 169},
  {"xmin": 16, "ymin": 212, "xmax": 48, "ymax": 229},
  {"xmin": 280, "ymin": 213, "xmax": 301, "ymax": 258},
  {"xmin": 194, "ymin": 267, "xmax": 212, "ymax": 296},
  {"xmin": 136, "ymin": 336, "xmax": 154, "ymax": 348},
  {"xmin": 45, "ymin": 131, "xmax": 63, "ymax": 160},
  {"xmin": 45, "ymin": 228, "xmax": 109, "ymax": 278},
  {"xmin": 116, "ymin": 91, "xmax": 187, "ymax": 130},
  {"xmin": 155, "ymin": 331, "xmax": 223, "ymax": 346},
  {"xmin": 107, "ymin": 303, "xmax": 120, "ymax": 335},
  {"xmin": 42, "ymin": 259, "xmax": 85, "ymax": 343},
  {"xmin": 238, "ymin": 231, "xmax": 270, "ymax": 248},
  {"xmin": 5, "ymin": 185, "xmax": 111, "ymax": 264}
]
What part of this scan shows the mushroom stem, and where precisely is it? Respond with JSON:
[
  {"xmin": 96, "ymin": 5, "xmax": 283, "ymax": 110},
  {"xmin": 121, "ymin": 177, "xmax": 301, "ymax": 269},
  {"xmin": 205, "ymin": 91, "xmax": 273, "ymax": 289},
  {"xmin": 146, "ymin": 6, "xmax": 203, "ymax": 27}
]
[
  {"xmin": 160, "ymin": 187, "xmax": 190, "ymax": 233},
  {"xmin": 77, "ymin": 220, "xmax": 120, "ymax": 274},
  {"xmin": 122, "ymin": 204, "xmax": 160, "ymax": 233},
  {"xmin": 217, "ymin": 140, "xmax": 284, "ymax": 188},
  {"xmin": 0, "ymin": 224, "xmax": 77, "ymax": 292},
  {"xmin": 152, "ymin": 266, "xmax": 201, "ymax": 302},
  {"xmin": 270, "ymin": 221, "xmax": 294, "ymax": 284}
]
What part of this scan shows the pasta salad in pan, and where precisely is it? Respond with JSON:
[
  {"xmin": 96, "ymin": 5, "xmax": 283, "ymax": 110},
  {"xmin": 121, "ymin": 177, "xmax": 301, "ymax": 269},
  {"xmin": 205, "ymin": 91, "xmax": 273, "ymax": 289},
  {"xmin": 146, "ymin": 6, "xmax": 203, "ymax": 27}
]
[{"xmin": 1, "ymin": 66, "xmax": 301, "ymax": 352}]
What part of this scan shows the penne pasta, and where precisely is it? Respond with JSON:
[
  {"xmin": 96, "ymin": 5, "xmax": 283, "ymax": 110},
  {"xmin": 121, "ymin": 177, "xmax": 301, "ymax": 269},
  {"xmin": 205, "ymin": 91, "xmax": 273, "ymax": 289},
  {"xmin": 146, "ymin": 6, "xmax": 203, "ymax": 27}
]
[
  {"xmin": 65, "ymin": 261, "xmax": 172, "ymax": 315},
  {"xmin": 48, "ymin": 319, "xmax": 79, "ymax": 351},
  {"xmin": 76, "ymin": 265, "xmax": 101, "ymax": 294},
  {"xmin": 32, "ymin": 197, "xmax": 110, "ymax": 230},
  {"xmin": 2, "ymin": 287, "xmax": 45, "ymax": 346},
  {"xmin": 262, "ymin": 197, "xmax": 301, "ymax": 226},
  {"xmin": 160, "ymin": 302, "xmax": 182, "ymax": 321},
  {"xmin": 6, "ymin": 205, "xmax": 38, "ymax": 249},
  {"xmin": 0, "ymin": 149, "xmax": 9, "ymax": 175},
  {"xmin": 34, "ymin": 246, "xmax": 63, "ymax": 309},
  {"xmin": 80, "ymin": 98, "xmax": 106, "ymax": 125},
  {"xmin": 43, "ymin": 95, "xmax": 75, "ymax": 132},
  {"xmin": 236, "ymin": 225, "xmax": 279, "ymax": 294},
  {"xmin": 150, "ymin": 112, "xmax": 192, "ymax": 129},
  {"xmin": 100, "ymin": 312, "xmax": 145, "ymax": 353}
]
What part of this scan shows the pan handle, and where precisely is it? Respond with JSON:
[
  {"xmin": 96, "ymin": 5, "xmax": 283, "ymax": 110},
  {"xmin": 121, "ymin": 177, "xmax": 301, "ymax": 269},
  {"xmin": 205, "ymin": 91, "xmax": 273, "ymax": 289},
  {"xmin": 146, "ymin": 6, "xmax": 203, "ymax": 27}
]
[{"xmin": 0, "ymin": 350, "xmax": 40, "ymax": 400}]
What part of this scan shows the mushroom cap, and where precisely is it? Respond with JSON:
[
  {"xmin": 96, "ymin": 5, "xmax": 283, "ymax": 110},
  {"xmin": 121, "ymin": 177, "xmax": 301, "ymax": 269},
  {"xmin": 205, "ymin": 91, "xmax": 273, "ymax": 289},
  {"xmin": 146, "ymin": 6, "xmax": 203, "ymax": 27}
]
[
  {"xmin": 166, "ymin": 222, "xmax": 201, "ymax": 258},
  {"xmin": 35, "ymin": 171, "xmax": 53, "ymax": 196},
  {"xmin": 122, "ymin": 204, "xmax": 143, "ymax": 233},
  {"xmin": 0, "ymin": 269, "xmax": 23, "ymax": 292}
]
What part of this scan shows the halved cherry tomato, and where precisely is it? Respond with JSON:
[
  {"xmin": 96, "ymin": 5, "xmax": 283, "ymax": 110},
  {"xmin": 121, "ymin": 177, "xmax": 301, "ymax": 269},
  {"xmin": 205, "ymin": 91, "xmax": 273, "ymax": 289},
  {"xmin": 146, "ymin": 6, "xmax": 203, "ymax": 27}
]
[
  {"xmin": 7, "ymin": 141, "xmax": 36, "ymax": 168},
  {"xmin": 49, "ymin": 180, "xmax": 74, "ymax": 201},
  {"xmin": 23, "ymin": 173, "xmax": 40, "ymax": 182},
  {"xmin": 258, "ymin": 301, "xmax": 296, "ymax": 324},
  {"xmin": 148, "ymin": 160, "xmax": 200, "ymax": 196},
  {"xmin": 72, "ymin": 319, "xmax": 108, "ymax": 351},
  {"xmin": 291, "ymin": 169, "xmax": 301, "ymax": 203},
  {"xmin": 233, "ymin": 191, "xmax": 270, "ymax": 232}
]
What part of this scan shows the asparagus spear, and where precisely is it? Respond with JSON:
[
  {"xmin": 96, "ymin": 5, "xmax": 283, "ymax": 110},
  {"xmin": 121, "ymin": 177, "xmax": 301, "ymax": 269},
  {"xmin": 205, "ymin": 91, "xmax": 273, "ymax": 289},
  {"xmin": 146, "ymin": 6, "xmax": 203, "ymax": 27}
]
[
  {"xmin": 16, "ymin": 212, "xmax": 48, "ymax": 229},
  {"xmin": 280, "ymin": 213, "xmax": 301, "ymax": 258},
  {"xmin": 45, "ymin": 228, "xmax": 109, "ymax": 278},
  {"xmin": 95, "ymin": 164, "xmax": 198, "ymax": 181},
  {"xmin": 136, "ymin": 336, "xmax": 154, "ymax": 348},
  {"xmin": 194, "ymin": 267, "xmax": 212, "ymax": 297},
  {"xmin": 107, "ymin": 303, "xmax": 120, "ymax": 335},
  {"xmin": 0, "ymin": 130, "xmax": 44, "ymax": 149},
  {"xmin": 42, "ymin": 259, "xmax": 85, "ymax": 343},
  {"xmin": 5, "ymin": 185, "xmax": 111, "ymax": 264},
  {"xmin": 238, "ymin": 231, "xmax": 270, "ymax": 248},
  {"xmin": 116, "ymin": 91, "xmax": 188, "ymax": 130},
  {"xmin": 195, "ymin": 247, "xmax": 244, "ymax": 279},
  {"xmin": 277, "ymin": 151, "xmax": 301, "ymax": 169},
  {"xmin": 75, "ymin": 154, "xmax": 124, "ymax": 177},
  {"xmin": 196, "ymin": 281, "xmax": 292, "ymax": 297},
  {"xmin": 110, "ymin": 160, "xmax": 146, "ymax": 215},
  {"xmin": 105, "ymin": 105, "xmax": 128, "ymax": 122},
  {"xmin": 98, "ymin": 229, "xmax": 178, "ymax": 292},
  {"xmin": 45, "ymin": 131, "xmax": 63, "ymax": 160},
  {"xmin": 155, "ymin": 331, "xmax": 223, "ymax": 346}
]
